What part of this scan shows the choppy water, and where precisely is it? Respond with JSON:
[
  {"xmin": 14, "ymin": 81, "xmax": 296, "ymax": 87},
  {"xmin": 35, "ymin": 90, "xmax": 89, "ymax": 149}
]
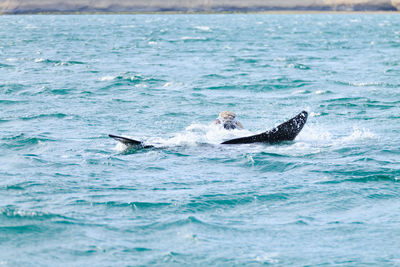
[{"xmin": 1, "ymin": 14, "xmax": 400, "ymax": 266}]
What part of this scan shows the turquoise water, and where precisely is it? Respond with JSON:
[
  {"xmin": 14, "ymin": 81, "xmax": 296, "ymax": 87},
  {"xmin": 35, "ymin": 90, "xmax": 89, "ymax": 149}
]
[{"xmin": 1, "ymin": 14, "xmax": 400, "ymax": 265}]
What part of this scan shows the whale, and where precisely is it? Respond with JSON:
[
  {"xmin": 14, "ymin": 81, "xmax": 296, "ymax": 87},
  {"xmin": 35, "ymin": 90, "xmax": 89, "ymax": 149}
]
[{"xmin": 109, "ymin": 111, "xmax": 308, "ymax": 148}]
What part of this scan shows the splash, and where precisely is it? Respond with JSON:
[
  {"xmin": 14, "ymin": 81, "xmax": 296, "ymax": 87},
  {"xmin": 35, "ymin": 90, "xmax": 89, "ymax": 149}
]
[
  {"xmin": 341, "ymin": 127, "xmax": 376, "ymax": 143},
  {"xmin": 150, "ymin": 123, "xmax": 253, "ymax": 147},
  {"xmin": 113, "ymin": 120, "xmax": 376, "ymax": 155},
  {"xmin": 114, "ymin": 123, "xmax": 254, "ymax": 152}
]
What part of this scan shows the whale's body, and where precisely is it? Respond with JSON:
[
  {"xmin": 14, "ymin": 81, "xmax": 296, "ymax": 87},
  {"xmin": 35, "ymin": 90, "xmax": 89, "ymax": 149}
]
[{"xmin": 221, "ymin": 111, "xmax": 308, "ymax": 144}]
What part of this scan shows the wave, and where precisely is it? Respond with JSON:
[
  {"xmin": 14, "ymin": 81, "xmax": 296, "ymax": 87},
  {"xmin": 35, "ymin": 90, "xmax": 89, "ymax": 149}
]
[
  {"xmin": 0, "ymin": 208, "xmax": 58, "ymax": 220},
  {"xmin": 0, "ymin": 224, "xmax": 43, "ymax": 234},
  {"xmin": 184, "ymin": 192, "xmax": 288, "ymax": 211},
  {"xmin": 287, "ymin": 63, "xmax": 311, "ymax": 70},
  {"xmin": 0, "ymin": 207, "xmax": 76, "ymax": 224},
  {"xmin": 70, "ymin": 191, "xmax": 289, "ymax": 215},
  {"xmin": 135, "ymin": 216, "xmax": 227, "ymax": 232},
  {"xmin": 34, "ymin": 58, "xmax": 85, "ymax": 66},
  {"xmin": 197, "ymin": 79, "xmax": 310, "ymax": 91},
  {"xmin": 98, "ymin": 72, "xmax": 165, "ymax": 89},
  {"xmin": 317, "ymin": 174, "xmax": 398, "ymax": 184},
  {"xmin": 0, "ymin": 99, "xmax": 28, "ymax": 105},
  {"xmin": 333, "ymin": 80, "xmax": 398, "ymax": 88},
  {"xmin": 122, "ymin": 247, "xmax": 152, "ymax": 253},
  {"xmin": 1, "ymin": 133, "xmax": 54, "ymax": 150},
  {"xmin": 0, "ymin": 207, "xmax": 79, "ymax": 236},
  {"xmin": 20, "ymin": 113, "xmax": 67, "ymax": 121},
  {"xmin": 71, "ymin": 199, "xmax": 171, "ymax": 209},
  {"xmin": 20, "ymin": 113, "xmax": 68, "ymax": 121},
  {"xmin": 0, "ymin": 83, "xmax": 25, "ymax": 94},
  {"xmin": 0, "ymin": 63, "xmax": 14, "ymax": 68}
]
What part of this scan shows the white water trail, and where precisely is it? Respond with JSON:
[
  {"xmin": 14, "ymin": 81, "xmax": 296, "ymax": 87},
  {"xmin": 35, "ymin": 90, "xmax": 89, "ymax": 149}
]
[{"xmin": 115, "ymin": 121, "xmax": 376, "ymax": 155}]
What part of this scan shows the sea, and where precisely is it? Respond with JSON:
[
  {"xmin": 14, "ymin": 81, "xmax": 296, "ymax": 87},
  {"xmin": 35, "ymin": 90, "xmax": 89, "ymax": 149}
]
[{"xmin": 1, "ymin": 14, "xmax": 400, "ymax": 266}]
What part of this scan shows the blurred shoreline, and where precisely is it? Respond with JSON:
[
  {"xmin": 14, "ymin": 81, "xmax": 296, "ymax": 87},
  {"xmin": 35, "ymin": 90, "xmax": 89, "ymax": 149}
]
[
  {"xmin": 1, "ymin": 10, "xmax": 400, "ymax": 15},
  {"xmin": 1, "ymin": 0, "xmax": 400, "ymax": 14}
]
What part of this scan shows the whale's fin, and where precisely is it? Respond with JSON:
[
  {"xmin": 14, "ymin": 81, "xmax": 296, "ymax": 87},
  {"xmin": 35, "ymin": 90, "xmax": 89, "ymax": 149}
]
[{"xmin": 109, "ymin": 134, "xmax": 144, "ymax": 146}]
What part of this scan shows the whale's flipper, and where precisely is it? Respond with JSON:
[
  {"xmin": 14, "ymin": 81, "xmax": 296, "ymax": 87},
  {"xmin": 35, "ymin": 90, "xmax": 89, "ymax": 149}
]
[
  {"xmin": 221, "ymin": 111, "xmax": 308, "ymax": 145},
  {"xmin": 109, "ymin": 134, "xmax": 154, "ymax": 148}
]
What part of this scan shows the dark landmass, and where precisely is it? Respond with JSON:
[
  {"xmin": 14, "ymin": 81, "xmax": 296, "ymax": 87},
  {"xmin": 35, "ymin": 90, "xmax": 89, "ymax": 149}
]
[{"xmin": 1, "ymin": 0, "xmax": 400, "ymax": 14}]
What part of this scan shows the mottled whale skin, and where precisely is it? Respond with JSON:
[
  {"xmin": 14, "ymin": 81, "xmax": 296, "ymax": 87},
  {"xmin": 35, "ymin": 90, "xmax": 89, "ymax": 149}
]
[{"xmin": 221, "ymin": 111, "xmax": 308, "ymax": 144}]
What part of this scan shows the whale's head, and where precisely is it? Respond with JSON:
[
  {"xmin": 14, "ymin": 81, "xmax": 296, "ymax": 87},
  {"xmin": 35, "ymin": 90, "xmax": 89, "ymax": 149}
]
[{"xmin": 215, "ymin": 111, "xmax": 243, "ymax": 130}]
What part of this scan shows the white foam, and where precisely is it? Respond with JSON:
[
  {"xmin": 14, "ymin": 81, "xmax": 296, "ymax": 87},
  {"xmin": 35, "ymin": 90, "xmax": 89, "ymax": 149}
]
[
  {"xmin": 341, "ymin": 127, "xmax": 376, "ymax": 143},
  {"xmin": 34, "ymin": 58, "xmax": 45, "ymax": 63},
  {"xmin": 148, "ymin": 123, "xmax": 254, "ymax": 147},
  {"xmin": 181, "ymin": 36, "xmax": 206, "ymax": 41},
  {"xmin": 298, "ymin": 124, "xmax": 376, "ymax": 145},
  {"xmin": 288, "ymin": 124, "xmax": 377, "ymax": 156},
  {"xmin": 348, "ymin": 81, "xmax": 380, "ymax": 87},
  {"xmin": 194, "ymin": 26, "xmax": 211, "ymax": 31},
  {"xmin": 297, "ymin": 125, "xmax": 333, "ymax": 143},
  {"xmin": 310, "ymin": 112, "xmax": 321, "ymax": 117},
  {"xmin": 115, "ymin": 142, "xmax": 128, "ymax": 152},
  {"xmin": 315, "ymin": 90, "xmax": 327, "ymax": 95},
  {"xmin": 292, "ymin": 89, "xmax": 307, "ymax": 95},
  {"xmin": 255, "ymin": 253, "xmax": 279, "ymax": 264},
  {"xmin": 99, "ymin": 76, "xmax": 115, "ymax": 81},
  {"xmin": 134, "ymin": 84, "xmax": 147, "ymax": 88},
  {"xmin": 114, "ymin": 120, "xmax": 377, "ymax": 156},
  {"xmin": 25, "ymin": 24, "xmax": 38, "ymax": 29},
  {"xmin": 274, "ymin": 57, "xmax": 286, "ymax": 62},
  {"xmin": 163, "ymin": 82, "xmax": 183, "ymax": 88},
  {"xmin": 246, "ymin": 155, "xmax": 255, "ymax": 164},
  {"xmin": 55, "ymin": 62, "xmax": 67, "ymax": 66}
]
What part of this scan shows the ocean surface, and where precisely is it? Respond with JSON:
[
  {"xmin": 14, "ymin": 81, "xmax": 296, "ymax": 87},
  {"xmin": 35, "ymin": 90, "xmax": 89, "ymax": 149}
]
[{"xmin": 1, "ymin": 14, "xmax": 400, "ymax": 266}]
